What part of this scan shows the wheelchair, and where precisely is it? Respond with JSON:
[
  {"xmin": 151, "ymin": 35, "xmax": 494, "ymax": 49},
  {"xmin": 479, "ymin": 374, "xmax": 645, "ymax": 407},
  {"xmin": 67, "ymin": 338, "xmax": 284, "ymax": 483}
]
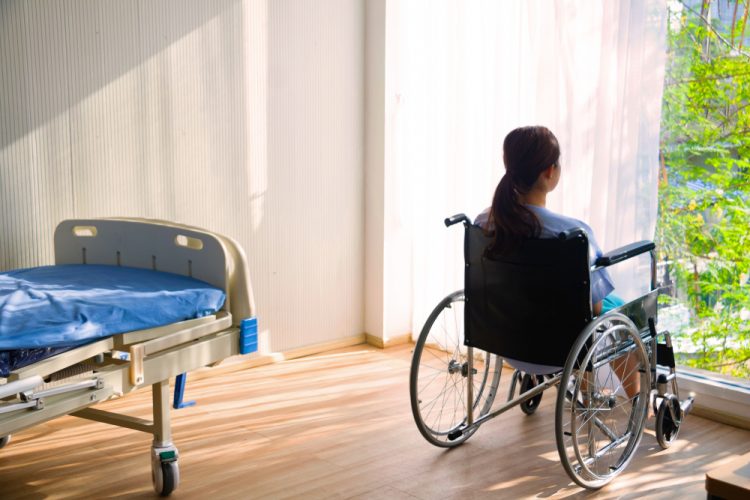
[{"xmin": 409, "ymin": 214, "xmax": 694, "ymax": 489}]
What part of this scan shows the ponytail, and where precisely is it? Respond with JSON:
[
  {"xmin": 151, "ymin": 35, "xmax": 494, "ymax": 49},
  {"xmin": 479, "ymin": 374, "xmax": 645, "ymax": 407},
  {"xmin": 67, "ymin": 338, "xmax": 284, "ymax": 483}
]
[
  {"xmin": 486, "ymin": 173, "xmax": 541, "ymax": 255},
  {"xmin": 485, "ymin": 126, "xmax": 560, "ymax": 256}
]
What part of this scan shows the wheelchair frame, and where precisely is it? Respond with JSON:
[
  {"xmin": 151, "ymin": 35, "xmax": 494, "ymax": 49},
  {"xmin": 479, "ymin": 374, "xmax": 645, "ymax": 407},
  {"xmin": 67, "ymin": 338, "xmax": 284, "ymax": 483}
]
[{"xmin": 409, "ymin": 214, "xmax": 694, "ymax": 489}]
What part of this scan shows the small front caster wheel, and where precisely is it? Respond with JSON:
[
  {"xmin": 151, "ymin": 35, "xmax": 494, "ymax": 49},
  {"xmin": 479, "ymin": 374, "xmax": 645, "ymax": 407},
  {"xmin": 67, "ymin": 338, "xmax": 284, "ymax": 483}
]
[
  {"xmin": 520, "ymin": 373, "xmax": 544, "ymax": 415},
  {"xmin": 656, "ymin": 395, "xmax": 682, "ymax": 449},
  {"xmin": 0, "ymin": 435, "xmax": 10, "ymax": 449}
]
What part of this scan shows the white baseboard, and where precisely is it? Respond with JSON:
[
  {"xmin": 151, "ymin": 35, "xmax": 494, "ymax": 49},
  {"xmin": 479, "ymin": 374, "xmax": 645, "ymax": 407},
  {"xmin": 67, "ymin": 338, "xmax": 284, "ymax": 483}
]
[{"xmin": 674, "ymin": 369, "xmax": 750, "ymax": 430}]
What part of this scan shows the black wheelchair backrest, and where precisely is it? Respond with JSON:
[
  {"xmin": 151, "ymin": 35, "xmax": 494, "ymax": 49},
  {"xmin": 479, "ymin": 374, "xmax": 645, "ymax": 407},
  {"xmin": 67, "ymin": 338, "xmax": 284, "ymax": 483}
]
[{"xmin": 464, "ymin": 223, "xmax": 593, "ymax": 367}]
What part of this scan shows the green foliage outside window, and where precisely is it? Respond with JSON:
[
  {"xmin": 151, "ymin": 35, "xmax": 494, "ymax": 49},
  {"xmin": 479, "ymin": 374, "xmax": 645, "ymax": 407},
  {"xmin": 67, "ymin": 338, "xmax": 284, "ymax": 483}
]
[{"xmin": 657, "ymin": 1, "xmax": 750, "ymax": 378}]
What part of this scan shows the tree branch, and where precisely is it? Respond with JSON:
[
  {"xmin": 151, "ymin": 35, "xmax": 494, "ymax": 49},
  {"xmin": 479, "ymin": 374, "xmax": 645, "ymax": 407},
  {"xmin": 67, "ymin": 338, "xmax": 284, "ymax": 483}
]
[
  {"xmin": 739, "ymin": 0, "xmax": 750, "ymax": 49},
  {"xmin": 706, "ymin": 355, "xmax": 750, "ymax": 369},
  {"xmin": 666, "ymin": 69, "xmax": 750, "ymax": 85},
  {"xmin": 678, "ymin": 0, "xmax": 750, "ymax": 58}
]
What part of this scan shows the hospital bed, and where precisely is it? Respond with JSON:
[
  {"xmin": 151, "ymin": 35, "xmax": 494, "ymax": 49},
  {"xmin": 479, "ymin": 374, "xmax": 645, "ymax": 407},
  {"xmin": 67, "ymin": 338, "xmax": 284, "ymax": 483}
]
[{"xmin": 0, "ymin": 218, "xmax": 258, "ymax": 496}]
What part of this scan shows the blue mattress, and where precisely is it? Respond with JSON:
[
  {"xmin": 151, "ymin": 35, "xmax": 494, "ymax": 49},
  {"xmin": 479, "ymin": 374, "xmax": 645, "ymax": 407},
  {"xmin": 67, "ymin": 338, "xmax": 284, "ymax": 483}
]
[{"xmin": 0, "ymin": 264, "xmax": 226, "ymax": 376}]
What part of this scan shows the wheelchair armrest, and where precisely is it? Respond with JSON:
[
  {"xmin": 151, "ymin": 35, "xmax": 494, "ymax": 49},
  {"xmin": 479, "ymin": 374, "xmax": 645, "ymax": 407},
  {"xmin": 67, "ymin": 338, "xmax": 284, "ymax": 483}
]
[
  {"xmin": 595, "ymin": 240, "xmax": 655, "ymax": 266},
  {"xmin": 445, "ymin": 213, "xmax": 471, "ymax": 227}
]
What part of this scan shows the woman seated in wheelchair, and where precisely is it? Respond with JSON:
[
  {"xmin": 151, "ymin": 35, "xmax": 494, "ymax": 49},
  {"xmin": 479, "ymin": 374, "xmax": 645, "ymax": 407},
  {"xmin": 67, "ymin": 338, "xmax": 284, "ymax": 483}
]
[
  {"xmin": 475, "ymin": 125, "xmax": 639, "ymax": 399},
  {"xmin": 411, "ymin": 126, "xmax": 687, "ymax": 488}
]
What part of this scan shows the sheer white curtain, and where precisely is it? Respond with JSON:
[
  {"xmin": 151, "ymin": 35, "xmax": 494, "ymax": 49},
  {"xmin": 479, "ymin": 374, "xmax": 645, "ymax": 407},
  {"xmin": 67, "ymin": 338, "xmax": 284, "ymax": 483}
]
[{"xmin": 386, "ymin": 0, "xmax": 668, "ymax": 338}]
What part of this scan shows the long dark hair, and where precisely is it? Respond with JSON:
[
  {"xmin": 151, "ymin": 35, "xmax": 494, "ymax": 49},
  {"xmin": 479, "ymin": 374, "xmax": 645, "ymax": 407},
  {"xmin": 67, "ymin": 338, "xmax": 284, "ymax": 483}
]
[{"xmin": 486, "ymin": 126, "xmax": 560, "ymax": 255}]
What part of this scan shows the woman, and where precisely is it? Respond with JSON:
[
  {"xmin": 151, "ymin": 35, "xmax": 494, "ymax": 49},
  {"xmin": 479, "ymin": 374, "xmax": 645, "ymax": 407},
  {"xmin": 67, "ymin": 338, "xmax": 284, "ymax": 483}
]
[
  {"xmin": 478, "ymin": 126, "xmax": 638, "ymax": 398},
  {"xmin": 476, "ymin": 125, "xmax": 621, "ymax": 315}
]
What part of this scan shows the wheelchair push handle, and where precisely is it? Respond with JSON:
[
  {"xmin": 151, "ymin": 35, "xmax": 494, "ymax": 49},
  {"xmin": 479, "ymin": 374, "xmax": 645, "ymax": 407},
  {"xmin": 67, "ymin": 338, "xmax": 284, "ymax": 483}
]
[{"xmin": 444, "ymin": 213, "xmax": 471, "ymax": 227}]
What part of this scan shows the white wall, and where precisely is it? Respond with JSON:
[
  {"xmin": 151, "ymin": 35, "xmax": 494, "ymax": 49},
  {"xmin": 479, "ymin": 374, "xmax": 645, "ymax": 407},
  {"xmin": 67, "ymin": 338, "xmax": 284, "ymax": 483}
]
[
  {"xmin": 0, "ymin": 0, "xmax": 365, "ymax": 353},
  {"xmin": 364, "ymin": 0, "xmax": 386, "ymax": 341},
  {"xmin": 267, "ymin": 0, "xmax": 365, "ymax": 350},
  {"xmin": 364, "ymin": 0, "xmax": 413, "ymax": 344}
]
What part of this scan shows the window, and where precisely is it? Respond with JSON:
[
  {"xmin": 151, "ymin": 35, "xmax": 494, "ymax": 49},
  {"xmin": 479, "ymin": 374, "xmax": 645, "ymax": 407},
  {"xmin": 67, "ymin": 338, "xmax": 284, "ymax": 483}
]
[{"xmin": 657, "ymin": 0, "xmax": 750, "ymax": 382}]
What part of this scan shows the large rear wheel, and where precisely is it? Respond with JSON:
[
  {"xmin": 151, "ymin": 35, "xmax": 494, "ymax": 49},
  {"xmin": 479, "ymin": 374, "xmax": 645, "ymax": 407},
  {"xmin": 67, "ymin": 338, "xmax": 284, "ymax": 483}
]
[
  {"xmin": 555, "ymin": 313, "xmax": 650, "ymax": 489},
  {"xmin": 410, "ymin": 291, "xmax": 501, "ymax": 447}
]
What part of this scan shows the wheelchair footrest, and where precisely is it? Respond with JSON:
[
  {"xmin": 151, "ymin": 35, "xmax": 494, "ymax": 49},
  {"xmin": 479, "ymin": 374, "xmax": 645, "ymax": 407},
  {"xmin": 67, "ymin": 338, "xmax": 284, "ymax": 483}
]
[{"xmin": 681, "ymin": 396, "xmax": 695, "ymax": 417}]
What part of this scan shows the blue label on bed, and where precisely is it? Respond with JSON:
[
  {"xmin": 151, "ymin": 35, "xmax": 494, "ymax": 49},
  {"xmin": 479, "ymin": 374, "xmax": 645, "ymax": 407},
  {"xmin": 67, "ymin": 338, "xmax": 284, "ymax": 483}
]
[{"xmin": 240, "ymin": 317, "xmax": 258, "ymax": 355}]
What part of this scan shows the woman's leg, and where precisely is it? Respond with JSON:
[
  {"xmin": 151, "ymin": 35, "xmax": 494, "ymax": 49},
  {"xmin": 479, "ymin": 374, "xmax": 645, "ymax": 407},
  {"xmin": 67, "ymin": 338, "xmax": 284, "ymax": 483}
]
[
  {"xmin": 614, "ymin": 351, "xmax": 641, "ymax": 399},
  {"xmin": 601, "ymin": 293, "xmax": 640, "ymax": 398}
]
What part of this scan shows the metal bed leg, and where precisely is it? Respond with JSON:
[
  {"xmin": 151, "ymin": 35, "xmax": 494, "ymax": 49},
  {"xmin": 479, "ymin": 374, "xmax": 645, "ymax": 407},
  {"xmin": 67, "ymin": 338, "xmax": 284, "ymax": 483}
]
[
  {"xmin": 153, "ymin": 380, "xmax": 172, "ymax": 446},
  {"xmin": 152, "ymin": 380, "xmax": 180, "ymax": 495}
]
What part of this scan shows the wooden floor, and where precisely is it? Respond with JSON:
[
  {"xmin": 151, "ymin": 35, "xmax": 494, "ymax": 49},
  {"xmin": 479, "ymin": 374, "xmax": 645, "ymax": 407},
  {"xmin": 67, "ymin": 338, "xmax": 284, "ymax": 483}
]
[{"xmin": 1, "ymin": 344, "xmax": 749, "ymax": 499}]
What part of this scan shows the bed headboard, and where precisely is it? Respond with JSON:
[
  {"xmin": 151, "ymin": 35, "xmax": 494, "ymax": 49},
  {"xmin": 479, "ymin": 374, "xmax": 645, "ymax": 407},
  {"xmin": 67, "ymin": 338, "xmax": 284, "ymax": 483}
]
[{"xmin": 54, "ymin": 218, "xmax": 255, "ymax": 326}]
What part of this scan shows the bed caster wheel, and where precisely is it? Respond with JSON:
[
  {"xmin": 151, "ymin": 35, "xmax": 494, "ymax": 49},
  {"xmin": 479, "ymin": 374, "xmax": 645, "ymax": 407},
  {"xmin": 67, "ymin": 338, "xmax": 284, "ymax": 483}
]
[
  {"xmin": 656, "ymin": 395, "xmax": 682, "ymax": 449},
  {"xmin": 519, "ymin": 373, "xmax": 544, "ymax": 415},
  {"xmin": 153, "ymin": 461, "xmax": 179, "ymax": 497},
  {"xmin": 152, "ymin": 445, "xmax": 180, "ymax": 496},
  {"xmin": 0, "ymin": 435, "xmax": 10, "ymax": 449}
]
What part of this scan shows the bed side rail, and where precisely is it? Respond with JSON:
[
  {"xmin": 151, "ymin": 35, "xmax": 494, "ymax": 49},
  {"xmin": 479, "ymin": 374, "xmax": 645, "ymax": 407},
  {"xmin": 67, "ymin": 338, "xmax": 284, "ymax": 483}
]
[
  {"xmin": 6, "ymin": 339, "xmax": 114, "ymax": 382},
  {"xmin": 126, "ymin": 312, "xmax": 232, "ymax": 385},
  {"xmin": 5, "ymin": 314, "xmax": 232, "ymax": 384}
]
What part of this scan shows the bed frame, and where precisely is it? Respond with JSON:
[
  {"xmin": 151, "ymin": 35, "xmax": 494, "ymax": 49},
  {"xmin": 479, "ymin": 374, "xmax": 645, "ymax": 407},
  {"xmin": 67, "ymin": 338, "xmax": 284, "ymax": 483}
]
[{"xmin": 0, "ymin": 218, "xmax": 257, "ymax": 496}]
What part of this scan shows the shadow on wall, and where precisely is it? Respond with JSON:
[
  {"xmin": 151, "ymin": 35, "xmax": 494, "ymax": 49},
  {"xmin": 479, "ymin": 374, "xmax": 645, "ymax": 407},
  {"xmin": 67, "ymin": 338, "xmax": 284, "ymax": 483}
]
[
  {"xmin": 0, "ymin": 0, "xmax": 238, "ymax": 150},
  {"xmin": 0, "ymin": 0, "xmax": 256, "ymax": 271}
]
